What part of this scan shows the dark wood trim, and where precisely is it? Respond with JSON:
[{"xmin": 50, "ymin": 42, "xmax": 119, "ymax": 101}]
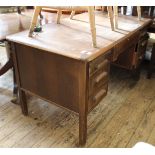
[{"xmin": 78, "ymin": 61, "xmax": 88, "ymax": 146}]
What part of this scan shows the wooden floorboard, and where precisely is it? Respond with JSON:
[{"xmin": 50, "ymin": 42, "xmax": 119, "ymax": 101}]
[
  {"xmin": 126, "ymin": 99, "xmax": 155, "ymax": 147},
  {"xmin": 0, "ymin": 46, "xmax": 155, "ymax": 147}
]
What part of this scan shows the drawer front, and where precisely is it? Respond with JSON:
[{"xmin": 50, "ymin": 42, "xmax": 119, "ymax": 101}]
[
  {"xmin": 89, "ymin": 68, "xmax": 109, "ymax": 96},
  {"xmin": 88, "ymin": 83, "xmax": 108, "ymax": 111},
  {"xmin": 113, "ymin": 32, "xmax": 139, "ymax": 61},
  {"xmin": 89, "ymin": 51, "xmax": 111, "ymax": 76},
  {"xmin": 88, "ymin": 52, "xmax": 111, "ymax": 112}
]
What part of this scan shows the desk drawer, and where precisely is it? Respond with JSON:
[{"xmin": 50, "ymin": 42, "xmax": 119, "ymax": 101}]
[
  {"xmin": 88, "ymin": 52, "xmax": 110, "ymax": 112},
  {"xmin": 89, "ymin": 68, "xmax": 108, "ymax": 96},
  {"xmin": 88, "ymin": 83, "xmax": 108, "ymax": 111},
  {"xmin": 89, "ymin": 52, "xmax": 111, "ymax": 76},
  {"xmin": 113, "ymin": 32, "xmax": 139, "ymax": 60}
]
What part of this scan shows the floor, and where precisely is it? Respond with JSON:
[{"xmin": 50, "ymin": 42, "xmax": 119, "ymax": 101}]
[{"xmin": 1, "ymin": 45, "xmax": 155, "ymax": 148}]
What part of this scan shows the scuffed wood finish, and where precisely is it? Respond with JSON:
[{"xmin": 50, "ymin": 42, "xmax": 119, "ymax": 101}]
[
  {"xmin": 28, "ymin": 6, "xmax": 97, "ymax": 47},
  {"xmin": 7, "ymin": 12, "xmax": 151, "ymax": 62},
  {"xmin": 1, "ymin": 48, "xmax": 155, "ymax": 147}
]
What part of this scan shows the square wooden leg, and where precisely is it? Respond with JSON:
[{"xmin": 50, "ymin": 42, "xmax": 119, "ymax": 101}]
[
  {"xmin": 137, "ymin": 6, "xmax": 141, "ymax": 21},
  {"xmin": 70, "ymin": 10, "xmax": 75, "ymax": 19},
  {"xmin": 56, "ymin": 10, "xmax": 62, "ymax": 24},
  {"xmin": 88, "ymin": 6, "xmax": 97, "ymax": 48},
  {"xmin": 113, "ymin": 6, "xmax": 118, "ymax": 29},
  {"xmin": 79, "ymin": 108, "xmax": 87, "ymax": 146},
  {"xmin": 78, "ymin": 62, "xmax": 87, "ymax": 146},
  {"xmin": 107, "ymin": 6, "xmax": 114, "ymax": 31},
  {"xmin": 19, "ymin": 89, "xmax": 28, "ymax": 116}
]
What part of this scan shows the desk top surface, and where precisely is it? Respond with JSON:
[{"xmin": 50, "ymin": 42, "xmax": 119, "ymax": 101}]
[{"xmin": 7, "ymin": 12, "xmax": 152, "ymax": 61}]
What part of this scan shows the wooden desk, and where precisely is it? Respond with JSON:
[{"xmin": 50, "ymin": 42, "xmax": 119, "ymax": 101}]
[{"xmin": 6, "ymin": 12, "xmax": 152, "ymax": 145}]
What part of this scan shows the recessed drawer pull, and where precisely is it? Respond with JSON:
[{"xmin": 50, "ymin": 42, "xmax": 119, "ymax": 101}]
[
  {"xmin": 95, "ymin": 59, "xmax": 108, "ymax": 70},
  {"xmin": 93, "ymin": 89, "xmax": 106, "ymax": 102},
  {"xmin": 95, "ymin": 72, "xmax": 107, "ymax": 83}
]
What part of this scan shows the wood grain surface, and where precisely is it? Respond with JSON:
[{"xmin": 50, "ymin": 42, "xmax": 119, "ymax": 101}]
[
  {"xmin": 1, "ymin": 46, "xmax": 155, "ymax": 147},
  {"xmin": 7, "ymin": 12, "xmax": 152, "ymax": 61}
]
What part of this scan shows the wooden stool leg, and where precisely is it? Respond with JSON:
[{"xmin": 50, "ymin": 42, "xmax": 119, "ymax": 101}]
[
  {"xmin": 107, "ymin": 6, "xmax": 114, "ymax": 31},
  {"xmin": 137, "ymin": 6, "xmax": 141, "ymax": 20},
  {"xmin": 88, "ymin": 6, "xmax": 97, "ymax": 48},
  {"xmin": 70, "ymin": 10, "xmax": 76, "ymax": 19},
  {"xmin": 57, "ymin": 10, "xmax": 62, "ymax": 24},
  {"xmin": 28, "ymin": 6, "xmax": 42, "ymax": 37},
  {"xmin": 102, "ymin": 6, "xmax": 105, "ymax": 12},
  {"xmin": 113, "ymin": 6, "xmax": 118, "ymax": 29}
]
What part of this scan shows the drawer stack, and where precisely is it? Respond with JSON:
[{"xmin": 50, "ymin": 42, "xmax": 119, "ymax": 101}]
[
  {"xmin": 112, "ymin": 31, "xmax": 140, "ymax": 61},
  {"xmin": 88, "ymin": 52, "xmax": 111, "ymax": 112}
]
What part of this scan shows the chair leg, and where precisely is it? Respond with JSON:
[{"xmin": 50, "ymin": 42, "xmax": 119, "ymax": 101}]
[
  {"xmin": 113, "ymin": 6, "xmax": 118, "ymax": 29},
  {"xmin": 137, "ymin": 6, "xmax": 141, "ymax": 20},
  {"xmin": 57, "ymin": 10, "xmax": 62, "ymax": 24},
  {"xmin": 70, "ymin": 10, "xmax": 75, "ymax": 19},
  {"xmin": 28, "ymin": 6, "xmax": 42, "ymax": 37},
  {"xmin": 107, "ymin": 6, "xmax": 114, "ymax": 31},
  {"xmin": 88, "ymin": 6, "xmax": 97, "ymax": 48},
  {"xmin": 102, "ymin": 6, "xmax": 105, "ymax": 12}
]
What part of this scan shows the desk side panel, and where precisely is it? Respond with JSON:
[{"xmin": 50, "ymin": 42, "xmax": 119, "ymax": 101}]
[{"xmin": 14, "ymin": 43, "xmax": 81, "ymax": 113}]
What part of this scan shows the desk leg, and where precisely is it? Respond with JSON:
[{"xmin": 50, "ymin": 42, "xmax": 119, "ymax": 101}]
[
  {"xmin": 19, "ymin": 89, "xmax": 28, "ymax": 116},
  {"xmin": 79, "ymin": 105, "xmax": 87, "ymax": 146},
  {"xmin": 79, "ymin": 62, "xmax": 87, "ymax": 146},
  {"xmin": 11, "ymin": 42, "xmax": 28, "ymax": 114},
  {"xmin": 13, "ymin": 67, "xmax": 18, "ymax": 95},
  {"xmin": 147, "ymin": 44, "xmax": 155, "ymax": 79}
]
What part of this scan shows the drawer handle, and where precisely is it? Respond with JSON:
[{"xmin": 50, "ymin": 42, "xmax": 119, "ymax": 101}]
[
  {"xmin": 95, "ymin": 72, "xmax": 108, "ymax": 83},
  {"xmin": 95, "ymin": 59, "xmax": 109, "ymax": 70},
  {"xmin": 93, "ymin": 89, "xmax": 106, "ymax": 102}
]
